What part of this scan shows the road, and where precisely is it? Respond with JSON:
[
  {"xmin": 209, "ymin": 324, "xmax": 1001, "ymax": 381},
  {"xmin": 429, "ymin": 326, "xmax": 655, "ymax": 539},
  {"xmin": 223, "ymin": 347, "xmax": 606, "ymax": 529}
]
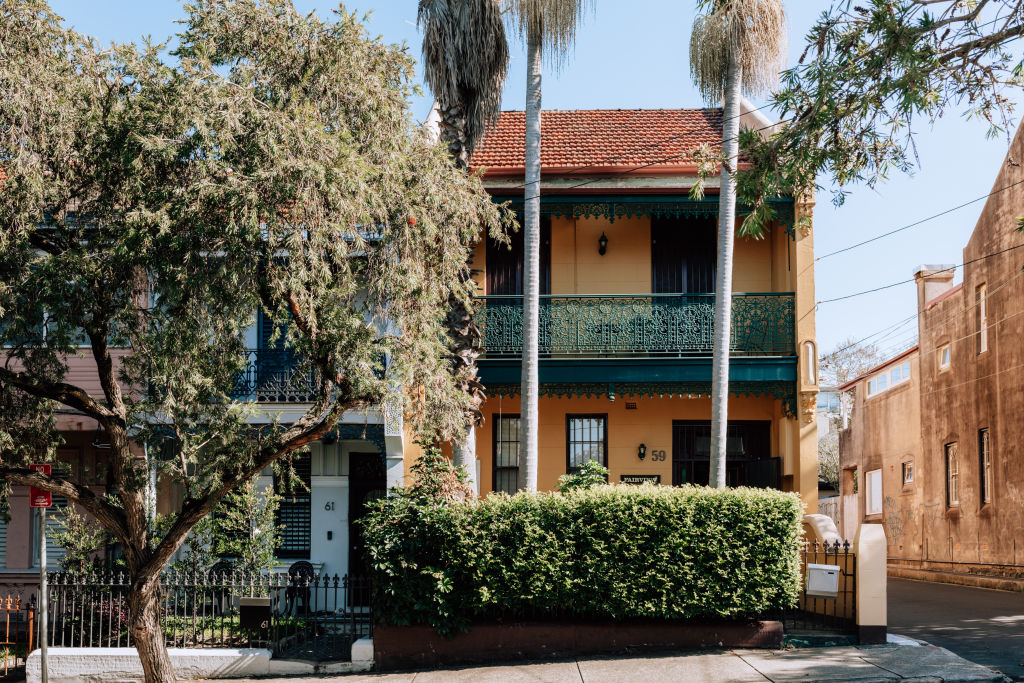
[{"xmin": 888, "ymin": 577, "xmax": 1024, "ymax": 680}]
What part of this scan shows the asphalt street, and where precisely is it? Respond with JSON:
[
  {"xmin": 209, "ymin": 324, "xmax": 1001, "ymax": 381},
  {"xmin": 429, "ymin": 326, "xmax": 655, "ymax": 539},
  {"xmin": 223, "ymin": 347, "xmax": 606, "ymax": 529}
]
[{"xmin": 888, "ymin": 576, "xmax": 1024, "ymax": 680}]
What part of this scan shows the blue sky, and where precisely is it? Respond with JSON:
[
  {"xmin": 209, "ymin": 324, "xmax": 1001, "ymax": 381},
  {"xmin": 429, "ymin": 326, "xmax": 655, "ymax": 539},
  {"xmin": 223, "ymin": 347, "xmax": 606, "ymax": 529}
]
[{"xmin": 49, "ymin": 0, "xmax": 1021, "ymax": 356}]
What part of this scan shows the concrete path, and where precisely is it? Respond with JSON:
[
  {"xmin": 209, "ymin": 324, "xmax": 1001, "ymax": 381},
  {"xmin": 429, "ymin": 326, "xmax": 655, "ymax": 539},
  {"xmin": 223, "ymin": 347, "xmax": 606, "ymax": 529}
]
[
  {"xmin": 889, "ymin": 577, "xmax": 1024, "ymax": 680},
  {"xmin": 224, "ymin": 642, "xmax": 1006, "ymax": 682}
]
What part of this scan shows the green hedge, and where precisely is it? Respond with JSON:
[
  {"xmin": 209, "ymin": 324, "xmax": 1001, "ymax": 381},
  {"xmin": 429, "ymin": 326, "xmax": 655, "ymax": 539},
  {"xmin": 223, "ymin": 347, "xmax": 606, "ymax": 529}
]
[{"xmin": 360, "ymin": 485, "xmax": 803, "ymax": 634}]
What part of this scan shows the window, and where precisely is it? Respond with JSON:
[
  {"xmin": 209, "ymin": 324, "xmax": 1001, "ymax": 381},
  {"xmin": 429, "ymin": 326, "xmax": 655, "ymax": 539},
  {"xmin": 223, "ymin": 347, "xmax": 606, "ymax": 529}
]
[
  {"xmin": 566, "ymin": 415, "xmax": 607, "ymax": 473},
  {"xmin": 902, "ymin": 461, "xmax": 914, "ymax": 486},
  {"xmin": 976, "ymin": 285, "xmax": 988, "ymax": 354},
  {"xmin": 866, "ymin": 360, "xmax": 911, "ymax": 397},
  {"xmin": 945, "ymin": 442, "xmax": 960, "ymax": 507},
  {"xmin": 275, "ymin": 453, "xmax": 312, "ymax": 559},
  {"xmin": 939, "ymin": 345, "xmax": 951, "ymax": 370},
  {"xmin": 865, "ymin": 469, "xmax": 883, "ymax": 516},
  {"xmin": 979, "ymin": 428, "xmax": 992, "ymax": 505},
  {"xmin": 493, "ymin": 415, "xmax": 521, "ymax": 494}
]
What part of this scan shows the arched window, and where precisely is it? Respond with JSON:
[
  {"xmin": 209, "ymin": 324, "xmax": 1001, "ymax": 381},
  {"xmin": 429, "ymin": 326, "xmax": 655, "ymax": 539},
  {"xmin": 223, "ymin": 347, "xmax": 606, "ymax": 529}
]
[{"xmin": 801, "ymin": 340, "xmax": 817, "ymax": 387}]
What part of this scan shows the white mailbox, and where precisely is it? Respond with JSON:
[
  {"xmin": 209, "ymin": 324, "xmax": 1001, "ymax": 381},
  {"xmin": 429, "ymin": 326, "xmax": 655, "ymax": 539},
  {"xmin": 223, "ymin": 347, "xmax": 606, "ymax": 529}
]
[{"xmin": 806, "ymin": 563, "xmax": 840, "ymax": 598}]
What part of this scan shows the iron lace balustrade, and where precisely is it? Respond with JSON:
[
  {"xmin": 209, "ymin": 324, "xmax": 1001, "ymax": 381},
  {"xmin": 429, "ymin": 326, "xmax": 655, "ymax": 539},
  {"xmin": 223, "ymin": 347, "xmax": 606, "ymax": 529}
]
[
  {"xmin": 475, "ymin": 293, "xmax": 796, "ymax": 358},
  {"xmin": 230, "ymin": 349, "xmax": 317, "ymax": 403}
]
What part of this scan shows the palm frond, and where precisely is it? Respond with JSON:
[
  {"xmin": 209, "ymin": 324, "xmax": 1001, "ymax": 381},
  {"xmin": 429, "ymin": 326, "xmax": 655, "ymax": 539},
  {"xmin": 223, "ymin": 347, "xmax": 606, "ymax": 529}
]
[
  {"xmin": 419, "ymin": 0, "xmax": 509, "ymax": 153},
  {"xmin": 504, "ymin": 0, "xmax": 594, "ymax": 66},
  {"xmin": 690, "ymin": 0, "xmax": 787, "ymax": 103}
]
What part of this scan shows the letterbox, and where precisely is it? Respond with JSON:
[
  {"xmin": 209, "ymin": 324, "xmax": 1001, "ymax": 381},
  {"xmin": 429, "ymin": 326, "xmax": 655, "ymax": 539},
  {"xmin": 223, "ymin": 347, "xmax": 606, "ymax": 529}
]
[
  {"xmin": 239, "ymin": 597, "xmax": 272, "ymax": 630},
  {"xmin": 806, "ymin": 563, "xmax": 840, "ymax": 598}
]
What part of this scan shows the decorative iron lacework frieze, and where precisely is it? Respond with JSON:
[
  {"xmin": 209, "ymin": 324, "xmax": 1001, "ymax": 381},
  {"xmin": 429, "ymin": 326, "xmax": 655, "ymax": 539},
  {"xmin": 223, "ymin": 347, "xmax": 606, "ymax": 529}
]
[
  {"xmin": 230, "ymin": 349, "xmax": 317, "ymax": 403},
  {"xmin": 498, "ymin": 196, "xmax": 795, "ymax": 227},
  {"xmin": 476, "ymin": 293, "xmax": 795, "ymax": 358},
  {"xmin": 485, "ymin": 381, "xmax": 797, "ymax": 417},
  {"xmin": 329, "ymin": 423, "xmax": 386, "ymax": 454}
]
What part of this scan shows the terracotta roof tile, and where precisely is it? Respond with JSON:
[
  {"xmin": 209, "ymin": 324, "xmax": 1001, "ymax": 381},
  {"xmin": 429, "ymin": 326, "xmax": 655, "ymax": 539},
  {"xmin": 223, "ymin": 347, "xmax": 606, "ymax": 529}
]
[{"xmin": 470, "ymin": 108, "xmax": 724, "ymax": 175}]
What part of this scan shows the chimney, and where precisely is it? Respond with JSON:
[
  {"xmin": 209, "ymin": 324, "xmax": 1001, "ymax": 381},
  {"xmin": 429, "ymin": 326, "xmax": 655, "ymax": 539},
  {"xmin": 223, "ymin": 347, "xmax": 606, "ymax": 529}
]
[{"xmin": 913, "ymin": 264, "xmax": 956, "ymax": 312}]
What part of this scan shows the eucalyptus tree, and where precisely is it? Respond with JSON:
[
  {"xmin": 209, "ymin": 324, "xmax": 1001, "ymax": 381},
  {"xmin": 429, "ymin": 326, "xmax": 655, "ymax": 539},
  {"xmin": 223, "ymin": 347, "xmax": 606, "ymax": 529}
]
[
  {"xmin": 689, "ymin": 0, "xmax": 786, "ymax": 488},
  {"xmin": 504, "ymin": 0, "xmax": 593, "ymax": 492},
  {"xmin": 418, "ymin": 0, "xmax": 510, "ymax": 494},
  {"xmin": 735, "ymin": 0, "xmax": 1024, "ymax": 230},
  {"xmin": 0, "ymin": 1, "xmax": 505, "ymax": 680}
]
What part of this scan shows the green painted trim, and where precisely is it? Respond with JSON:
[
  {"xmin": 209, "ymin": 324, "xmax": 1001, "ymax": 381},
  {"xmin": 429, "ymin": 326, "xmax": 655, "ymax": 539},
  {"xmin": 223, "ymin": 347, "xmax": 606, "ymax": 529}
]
[
  {"xmin": 477, "ymin": 357, "xmax": 797, "ymax": 385},
  {"xmin": 494, "ymin": 195, "xmax": 796, "ymax": 226}
]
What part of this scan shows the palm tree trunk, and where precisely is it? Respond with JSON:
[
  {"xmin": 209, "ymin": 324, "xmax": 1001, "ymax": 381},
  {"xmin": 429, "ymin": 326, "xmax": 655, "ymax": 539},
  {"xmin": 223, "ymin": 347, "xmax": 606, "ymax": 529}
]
[
  {"xmin": 709, "ymin": 48, "xmax": 742, "ymax": 490},
  {"xmin": 519, "ymin": 31, "xmax": 543, "ymax": 492}
]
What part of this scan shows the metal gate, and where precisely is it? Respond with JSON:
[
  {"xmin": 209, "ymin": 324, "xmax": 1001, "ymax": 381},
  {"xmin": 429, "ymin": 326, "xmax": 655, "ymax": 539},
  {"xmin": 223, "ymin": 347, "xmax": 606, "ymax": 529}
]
[{"xmin": 1, "ymin": 594, "xmax": 35, "ymax": 680}]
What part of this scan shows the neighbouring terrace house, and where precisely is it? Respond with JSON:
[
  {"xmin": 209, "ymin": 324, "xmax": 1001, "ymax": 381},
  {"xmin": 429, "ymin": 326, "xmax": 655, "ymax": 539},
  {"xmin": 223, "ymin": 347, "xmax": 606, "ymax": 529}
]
[
  {"xmin": 2, "ymin": 296, "xmax": 404, "ymax": 583},
  {"xmin": 447, "ymin": 106, "xmax": 820, "ymax": 507},
  {"xmin": 838, "ymin": 120, "xmax": 1024, "ymax": 588}
]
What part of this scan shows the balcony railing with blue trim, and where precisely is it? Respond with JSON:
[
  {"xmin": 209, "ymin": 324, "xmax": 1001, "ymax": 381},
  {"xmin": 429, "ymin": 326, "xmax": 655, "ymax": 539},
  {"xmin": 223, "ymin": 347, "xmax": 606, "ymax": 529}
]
[
  {"xmin": 230, "ymin": 349, "xmax": 316, "ymax": 402},
  {"xmin": 475, "ymin": 293, "xmax": 796, "ymax": 359}
]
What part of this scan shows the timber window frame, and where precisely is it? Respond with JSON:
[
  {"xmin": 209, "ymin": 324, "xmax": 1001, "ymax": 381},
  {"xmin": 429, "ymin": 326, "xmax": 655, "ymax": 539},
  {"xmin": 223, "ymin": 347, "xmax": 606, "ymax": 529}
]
[
  {"xmin": 865, "ymin": 469, "xmax": 883, "ymax": 516},
  {"xmin": 901, "ymin": 461, "xmax": 914, "ymax": 487},
  {"xmin": 566, "ymin": 414, "xmax": 608, "ymax": 474},
  {"xmin": 938, "ymin": 345, "xmax": 951, "ymax": 371},
  {"xmin": 866, "ymin": 360, "xmax": 911, "ymax": 397},
  {"xmin": 493, "ymin": 414, "xmax": 521, "ymax": 494},
  {"xmin": 945, "ymin": 442, "xmax": 960, "ymax": 508},
  {"xmin": 976, "ymin": 285, "xmax": 988, "ymax": 355},
  {"xmin": 978, "ymin": 428, "xmax": 992, "ymax": 506}
]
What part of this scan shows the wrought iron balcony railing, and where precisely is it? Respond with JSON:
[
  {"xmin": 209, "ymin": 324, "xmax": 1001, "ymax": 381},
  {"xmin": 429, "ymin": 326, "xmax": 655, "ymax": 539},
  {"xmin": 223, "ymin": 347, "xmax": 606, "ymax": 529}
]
[
  {"xmin": 475, "ymin": 293, "xmax": 795, "ymax": 359},
  {"xmin": 230, "ymin": 349, "xmax": 316, "ymax": 403}
]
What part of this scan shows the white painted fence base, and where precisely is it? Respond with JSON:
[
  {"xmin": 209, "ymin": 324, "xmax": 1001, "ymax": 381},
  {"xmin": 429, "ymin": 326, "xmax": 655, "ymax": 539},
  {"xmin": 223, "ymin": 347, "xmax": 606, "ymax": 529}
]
[{"xmin": 27, "ymin": 639, "xmax": 374, "ymax": 682}]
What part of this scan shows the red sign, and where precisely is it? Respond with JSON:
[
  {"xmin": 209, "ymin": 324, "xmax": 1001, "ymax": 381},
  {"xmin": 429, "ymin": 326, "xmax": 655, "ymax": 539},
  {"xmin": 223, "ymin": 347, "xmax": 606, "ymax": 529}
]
[{"xmin": 29, "ymin": 463, "xmax": 52, "ymax": 508}]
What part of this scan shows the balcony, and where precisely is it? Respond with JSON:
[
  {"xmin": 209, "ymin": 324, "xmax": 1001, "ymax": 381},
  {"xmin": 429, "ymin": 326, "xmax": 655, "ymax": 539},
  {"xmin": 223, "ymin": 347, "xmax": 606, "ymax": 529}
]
[
  {"xmin": 475, "ymin": 293, "xmax": 796, "ymax": 359},
  {"xmin": 230, "ymin": 349, "xmax": 315, "ymax": 403}
]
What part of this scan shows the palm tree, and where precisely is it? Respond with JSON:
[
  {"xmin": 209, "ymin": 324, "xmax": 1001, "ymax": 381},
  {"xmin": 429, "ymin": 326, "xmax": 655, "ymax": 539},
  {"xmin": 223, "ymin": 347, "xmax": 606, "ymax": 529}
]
[
  {"xmin": 504, "ymin": 0, "xmax": 593, "ymax": 492},
  {"xmin": 418, "ymin": 0, "xmax": 509, "ymax": 494},
  {"xmin": 689, "ymin": 0, "xmax": 786, "ymax": 488}
]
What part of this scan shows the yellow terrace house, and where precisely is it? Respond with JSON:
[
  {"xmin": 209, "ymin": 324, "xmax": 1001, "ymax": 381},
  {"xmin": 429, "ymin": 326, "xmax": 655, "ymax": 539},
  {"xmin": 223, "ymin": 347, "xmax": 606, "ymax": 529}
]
[{"xmin": 462, "ymin": 106, "xmax": 819, "ymax": 509}]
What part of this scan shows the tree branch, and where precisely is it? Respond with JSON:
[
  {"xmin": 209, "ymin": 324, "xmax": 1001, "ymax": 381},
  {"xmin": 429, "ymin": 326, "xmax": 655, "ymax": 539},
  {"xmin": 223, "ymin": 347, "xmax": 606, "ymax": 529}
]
[
  {"xmin": 0, "ymin": 365, "xmax": 117, "ymax": 423},
  {"xmin": 0, "ymin": 465, "xmax": 130, "ymax": 545}
]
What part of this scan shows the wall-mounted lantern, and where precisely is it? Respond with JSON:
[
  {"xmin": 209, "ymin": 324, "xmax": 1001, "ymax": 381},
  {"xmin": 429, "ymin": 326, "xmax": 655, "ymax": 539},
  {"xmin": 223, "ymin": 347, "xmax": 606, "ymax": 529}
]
[
  {"xmin": 598, "ymin": 232, "xmax": 608, "ymax": 255},
  {"xmin": 637, "ymin": 443, "xmax": 647, "ymax": 460}
]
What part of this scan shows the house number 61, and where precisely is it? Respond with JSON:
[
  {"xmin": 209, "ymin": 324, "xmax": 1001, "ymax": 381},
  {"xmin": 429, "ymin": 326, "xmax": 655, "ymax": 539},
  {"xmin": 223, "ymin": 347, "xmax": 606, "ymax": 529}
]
[{"xmin": 324, "ymin": 501, "xmax": 335, "ymax": 511}]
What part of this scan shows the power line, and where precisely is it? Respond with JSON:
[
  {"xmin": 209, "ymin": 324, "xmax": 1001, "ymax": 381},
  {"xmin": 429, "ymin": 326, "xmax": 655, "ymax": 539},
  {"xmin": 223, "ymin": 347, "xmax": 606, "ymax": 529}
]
[
  {"xmin": 817, "ymin": 242, "xmax": 1024, "ymax": 305},
  {"xmin": 816, "ymin": 178, "xmax": 1024, "ymax": 261}
]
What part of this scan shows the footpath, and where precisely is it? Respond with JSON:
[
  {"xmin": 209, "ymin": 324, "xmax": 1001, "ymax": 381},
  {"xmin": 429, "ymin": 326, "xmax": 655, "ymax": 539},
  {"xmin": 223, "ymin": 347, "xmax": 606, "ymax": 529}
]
[{"xmin": 222, "ymin": 636, "xmax": 1011, "ymax": 682}]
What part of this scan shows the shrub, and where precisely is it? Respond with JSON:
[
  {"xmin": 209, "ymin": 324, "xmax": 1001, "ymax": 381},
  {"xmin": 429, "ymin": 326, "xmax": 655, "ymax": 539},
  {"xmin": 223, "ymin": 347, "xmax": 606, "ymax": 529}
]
[
  {"xmin": 361, "ymin": 484, "xmax": 803, "ymax": 635},
  {"xmin": 557, "ymin": 460, "xmax": 609, "ymax": 491}
]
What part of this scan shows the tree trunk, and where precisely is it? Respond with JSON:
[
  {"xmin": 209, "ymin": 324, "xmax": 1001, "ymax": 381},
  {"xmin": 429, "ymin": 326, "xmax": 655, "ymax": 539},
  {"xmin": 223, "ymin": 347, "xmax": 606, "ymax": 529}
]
[
  {"xmin": 453, "ymin": 427, "xmax": 477, "ymax": 495},
  {"xmin": 128, "ymin": 577, "xmax": 176, "ymax": 683},
  {"xmin": 440, "ymin": 104, "xmax": 485, "ymax": 496},
  {"xmin": 518, "ymin": 32, "xmax": 543, "ymax": 492},
  {"xmin": 709, "ymin": 49, "xmax": 743, "ymax": 490}
]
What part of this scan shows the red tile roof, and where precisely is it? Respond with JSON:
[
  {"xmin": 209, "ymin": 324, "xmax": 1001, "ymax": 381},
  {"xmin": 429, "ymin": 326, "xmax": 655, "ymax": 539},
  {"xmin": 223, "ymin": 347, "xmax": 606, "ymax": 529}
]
[{"xmin": 470, "ymin": 109, "xmax": 724, "ymax": 176}]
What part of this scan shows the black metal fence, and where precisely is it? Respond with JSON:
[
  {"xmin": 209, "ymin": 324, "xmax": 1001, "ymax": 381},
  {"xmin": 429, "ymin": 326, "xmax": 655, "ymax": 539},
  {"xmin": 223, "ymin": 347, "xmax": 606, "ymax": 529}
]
[
  {"xmin": 783, "ymin": 540, "xmax": 857, "ymax": 634},
  {"xmin": 44, "ymin": 571, "xmax": 371, "ymax": 661}
]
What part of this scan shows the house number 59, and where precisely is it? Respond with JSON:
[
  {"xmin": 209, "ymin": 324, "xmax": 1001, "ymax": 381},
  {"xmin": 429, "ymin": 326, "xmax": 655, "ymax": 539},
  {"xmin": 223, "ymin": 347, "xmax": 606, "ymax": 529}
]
[
  {"xmin": 324, "ymin": 501, "xmax": 335, "ymax": 511},
  {"xmin": 651, "ymin": 450, "xmax": 667, "ymax": 461}
]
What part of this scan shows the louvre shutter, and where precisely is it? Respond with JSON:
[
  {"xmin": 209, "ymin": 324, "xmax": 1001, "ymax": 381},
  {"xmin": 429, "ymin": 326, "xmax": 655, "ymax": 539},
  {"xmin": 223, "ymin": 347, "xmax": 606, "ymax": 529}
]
[{"xmin": 0, "ymin": 518, "xmax": 6, "ymax": 568}]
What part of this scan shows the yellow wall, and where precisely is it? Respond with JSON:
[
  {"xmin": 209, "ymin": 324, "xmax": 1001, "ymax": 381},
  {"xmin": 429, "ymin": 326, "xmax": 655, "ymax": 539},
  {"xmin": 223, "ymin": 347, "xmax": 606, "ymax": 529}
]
[
  {"xmin": 473, "ymin": 216, "xmax": 783, "ymax": 296},
  {"xmin": 476, "ymin": 393, "xmax": 784, "ymax": 494}
]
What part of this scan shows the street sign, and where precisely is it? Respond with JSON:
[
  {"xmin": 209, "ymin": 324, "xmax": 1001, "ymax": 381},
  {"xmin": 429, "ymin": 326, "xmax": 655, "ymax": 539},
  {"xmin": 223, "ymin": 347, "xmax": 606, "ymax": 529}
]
[{"xmin": 29, "ymin": 463, "xmax": 52, "ymax": 508}]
